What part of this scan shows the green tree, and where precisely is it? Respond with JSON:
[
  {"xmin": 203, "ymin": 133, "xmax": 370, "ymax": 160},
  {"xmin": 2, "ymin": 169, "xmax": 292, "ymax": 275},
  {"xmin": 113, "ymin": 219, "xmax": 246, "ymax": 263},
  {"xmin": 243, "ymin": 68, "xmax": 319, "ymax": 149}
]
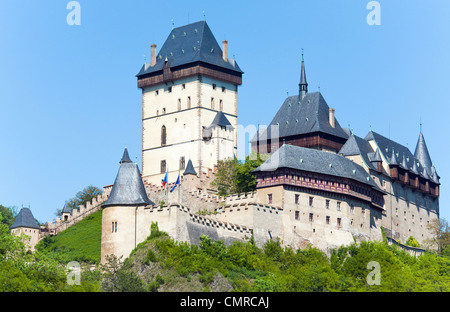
[
  {"xmin": 424, "ymin": 218, "xmax": 450, "ymax": 255},
  {"xmin": 0, "ymin": 205, "xmax": 18, "ymax": 227},
  {"xmin": 56, "ymin": 185, "xmax": 102, "ymax": 216},
  {"xmin": 211, "ymin": 153, "xmax": 268, "ymax": 196}
]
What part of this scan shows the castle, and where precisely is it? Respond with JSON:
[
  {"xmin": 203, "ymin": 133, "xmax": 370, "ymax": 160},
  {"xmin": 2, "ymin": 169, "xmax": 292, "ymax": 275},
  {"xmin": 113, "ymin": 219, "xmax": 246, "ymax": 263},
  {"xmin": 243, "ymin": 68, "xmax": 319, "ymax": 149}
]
[{"xmin": 11, "ymin": 21, "xmax": 440, "ymax": 262}]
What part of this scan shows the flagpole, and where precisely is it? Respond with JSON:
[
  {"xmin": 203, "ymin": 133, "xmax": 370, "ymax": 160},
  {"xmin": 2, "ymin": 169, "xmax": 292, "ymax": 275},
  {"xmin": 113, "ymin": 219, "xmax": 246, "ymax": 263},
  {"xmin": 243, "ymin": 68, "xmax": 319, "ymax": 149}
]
[
  {"xmin": 178, "ymin": 167, "xmax": 181, "ymax": 204},
  {"xmin": 167, "ymin": 165, "xmax": 169, "ymax": 206}
]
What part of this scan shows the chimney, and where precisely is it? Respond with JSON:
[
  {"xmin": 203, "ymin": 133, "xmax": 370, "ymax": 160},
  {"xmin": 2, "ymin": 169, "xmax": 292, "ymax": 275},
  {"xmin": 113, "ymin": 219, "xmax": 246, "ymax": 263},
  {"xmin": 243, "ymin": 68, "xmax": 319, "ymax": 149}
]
[
  {"xmin": 222, "ymin": 40, "xmax": 228, "ymax": 62},
  {"xmin": 151, "ymin": 44, "xmax": 157, "ymax": 66},
  {"xmin": 329, "ymin": 108, "xmax": 335, "ymax": 128}
]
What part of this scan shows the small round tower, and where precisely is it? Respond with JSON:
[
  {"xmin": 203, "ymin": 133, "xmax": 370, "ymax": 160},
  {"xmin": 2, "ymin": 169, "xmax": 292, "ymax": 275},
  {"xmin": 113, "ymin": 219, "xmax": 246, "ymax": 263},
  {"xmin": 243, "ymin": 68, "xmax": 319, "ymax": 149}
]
[{"xmin": 101, "ymin": 148, "xmax": 153, "ymax": 264}]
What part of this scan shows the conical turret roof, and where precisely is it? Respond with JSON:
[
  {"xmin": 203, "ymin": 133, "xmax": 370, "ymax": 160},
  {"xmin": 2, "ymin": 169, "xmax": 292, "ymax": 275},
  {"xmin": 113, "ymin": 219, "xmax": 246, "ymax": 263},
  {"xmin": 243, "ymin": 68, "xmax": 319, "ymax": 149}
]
[
  {"xmin": 183, "ymin": 159, "xmax": 197, "ymax": 175},
  {"xmin": 103, "ymin": 149, "xmax": 153, "ymax": 208},
  {"xmin": 414, "ymin": 132, "xmax": 433, "ymax": 172}
]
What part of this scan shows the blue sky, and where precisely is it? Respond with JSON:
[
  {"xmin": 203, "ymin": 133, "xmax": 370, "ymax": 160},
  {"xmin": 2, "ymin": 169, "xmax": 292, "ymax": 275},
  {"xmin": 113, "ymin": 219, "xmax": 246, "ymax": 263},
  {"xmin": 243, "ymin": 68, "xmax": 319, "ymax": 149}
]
[{"xmin": 0, "ymin": 0, "xmax": 449, "ymax": 223}]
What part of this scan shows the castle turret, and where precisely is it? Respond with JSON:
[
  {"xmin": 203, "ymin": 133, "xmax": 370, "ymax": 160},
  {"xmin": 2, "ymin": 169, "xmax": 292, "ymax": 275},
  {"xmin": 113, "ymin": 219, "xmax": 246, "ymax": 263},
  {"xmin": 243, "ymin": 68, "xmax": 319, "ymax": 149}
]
[
  {"xmin": 101, "ymin": 148, "xmax": 154, "ymax": 264},
  {"xmin": 10, "ymin": 207, "xmax": 40, "ymax": 251},
  {"xmin": 61, "ymin": 202, "xmax": 71, "ymax": 222}
]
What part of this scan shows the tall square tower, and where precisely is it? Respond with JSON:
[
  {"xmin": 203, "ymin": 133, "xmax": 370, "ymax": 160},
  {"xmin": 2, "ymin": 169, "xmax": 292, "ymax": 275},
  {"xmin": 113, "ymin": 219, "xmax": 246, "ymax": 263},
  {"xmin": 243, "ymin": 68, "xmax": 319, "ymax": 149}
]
[{"xmin": 136, "ymin": 21, "xmax": 243, "ymax": 186}]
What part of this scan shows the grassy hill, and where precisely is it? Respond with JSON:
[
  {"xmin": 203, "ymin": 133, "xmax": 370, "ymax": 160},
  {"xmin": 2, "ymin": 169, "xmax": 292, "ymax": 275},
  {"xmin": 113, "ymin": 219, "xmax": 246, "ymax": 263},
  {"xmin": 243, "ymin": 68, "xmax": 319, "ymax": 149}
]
[{"xmin": 36, "ymin": 209, "xmax": 102, "ymax": 264}]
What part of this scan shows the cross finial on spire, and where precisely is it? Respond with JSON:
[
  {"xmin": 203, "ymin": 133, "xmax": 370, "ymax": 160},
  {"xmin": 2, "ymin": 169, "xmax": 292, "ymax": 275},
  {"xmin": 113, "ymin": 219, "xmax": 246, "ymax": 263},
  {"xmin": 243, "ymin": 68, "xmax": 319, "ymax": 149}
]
[
  {"xmin": 420, "ymin": 118, "xmax": 422, "ymax": 133},
  {"xmin": 171, "ymin": 19, "xmax": 174, "ymax": 29},
  {"xmin": 301, "ymin": 48, "xmax": 304, "ymax": 62},
  {"xmin": 203, "ymin": 10, "xmax": 206, "ymax": 20}
]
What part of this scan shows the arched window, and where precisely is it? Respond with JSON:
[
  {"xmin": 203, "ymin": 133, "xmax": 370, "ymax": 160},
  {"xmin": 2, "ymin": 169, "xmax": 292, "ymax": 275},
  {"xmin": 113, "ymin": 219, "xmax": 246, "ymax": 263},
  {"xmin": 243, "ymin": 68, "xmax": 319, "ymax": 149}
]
[{"xmin": 161, "ymin": 125, "xmax": 167, "ymax": 146}]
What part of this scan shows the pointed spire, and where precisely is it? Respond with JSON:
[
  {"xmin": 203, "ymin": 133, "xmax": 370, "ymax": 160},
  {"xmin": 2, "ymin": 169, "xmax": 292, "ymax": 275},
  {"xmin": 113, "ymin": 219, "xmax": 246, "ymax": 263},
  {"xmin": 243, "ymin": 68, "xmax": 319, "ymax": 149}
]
[
  {"xmin": 388, "ymin": 148, "xmax": 398, "ymax": 166},
  {"xmin": 61, "ymin": 202, "xmax": 72, "ymax": 214},
  {"xmin": 410, "ymin": 159, "xmax": 419, "ymax": 175},
  {"xmin": 299, "ymin": 49, "xmax": 308, "ymax": 100},
  {"xmin": 414, "ymin": 130, "xmax": 432, "ymax": 171},
  {"xmin": 400, "ymin": 154, "xmax": 408, "ymax": 170},
  {"xmin": 103, "ymin": 149, "xmax": 153, "ymax": 208},
  {"xmin": 120, "ymin": 147, "xmax": 132, "ymax": 164},
  {"xmin": 183, "ymin": 159, "xmax": 197, "ymax": 176}
]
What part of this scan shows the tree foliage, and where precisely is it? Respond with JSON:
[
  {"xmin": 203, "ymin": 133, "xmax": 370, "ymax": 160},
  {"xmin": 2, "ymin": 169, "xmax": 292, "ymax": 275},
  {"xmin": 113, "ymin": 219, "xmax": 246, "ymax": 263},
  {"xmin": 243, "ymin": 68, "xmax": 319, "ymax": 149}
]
[
  {"xmin": 211, "ymin": 153, "xmax": 268, "ymax": 196},
  {"xmin": 56, "ymin": 185, "xmax": 102, "ymax": 216}
]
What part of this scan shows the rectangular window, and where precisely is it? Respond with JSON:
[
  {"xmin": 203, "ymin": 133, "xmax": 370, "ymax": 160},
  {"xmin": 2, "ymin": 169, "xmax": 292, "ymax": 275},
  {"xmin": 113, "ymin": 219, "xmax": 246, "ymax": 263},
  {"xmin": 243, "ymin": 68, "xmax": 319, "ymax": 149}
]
[
  {"xmin": 161, "ymin": 160, "xmax": 166, "ymax": 173},
  {"xmin": 326, "ymin": 216, "xmax": 330, "ymax": 224},
  {"xmin": 178, "ymin": 98, "xmax": 181, "ymax": 111},
  {"xmin": 295, "ymin": 211, "xmax": 300, "ymax": 220},
  {"xmin": 211, "ymin": 97, "xmax": 215, "ymax": 109},
  {"xmin": 309, "ymin": 213, "xmax": 314, "ymax": 222},
  {"xmin": 222, "ymin": 86, "xmax": 226, "ymax": 93},
  {"xmin": 309, "ymin": 196, "xmax": 314, "ymax": 207},
  {"xmin": 168, "ymin": 86, "xmax": 172, "ymax": 93},
  {"xmin": 326, "ymin": 199, "xmax": 330, "ymax": 209},
  {"xmin": 112, "ymin": 222, "xmax": 117, "ymax": 233},
  {"xmin": 295, "ymin": 194, "xmax": 300, "ymax": 205},
  {"xmin": 182, "ymin": 83, "xmax": 186, "ymax": 89},
  {"xmin": 337, "ymin": 218, "xmax": 342, "ymax": 228},
  {"xmin": 337, "ymin": 201, "xmax": 341, "ymax": 211},
  {"xmin": 267, "ymin": 194, "xmax": 273, "ymax": 204},
  {"xmin": 350, "ymin": 205, "xmax": 354, "ymax": 214}
]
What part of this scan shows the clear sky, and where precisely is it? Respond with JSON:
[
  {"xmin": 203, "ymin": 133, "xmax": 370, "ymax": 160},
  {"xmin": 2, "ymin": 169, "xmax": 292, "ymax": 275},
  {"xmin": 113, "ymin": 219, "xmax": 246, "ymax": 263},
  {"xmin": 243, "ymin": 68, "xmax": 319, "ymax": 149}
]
[{"xmin": 0, "ymin": 0, "xmax": 449, "ymax": 224}]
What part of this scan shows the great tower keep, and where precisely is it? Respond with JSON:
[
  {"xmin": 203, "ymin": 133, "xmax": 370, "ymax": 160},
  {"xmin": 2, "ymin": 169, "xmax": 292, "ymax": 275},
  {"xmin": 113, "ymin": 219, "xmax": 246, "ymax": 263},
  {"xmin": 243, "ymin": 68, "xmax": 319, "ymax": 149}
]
[{"xmin": 136, "ymin": 21, "xmax": 243, "ymax": 186}]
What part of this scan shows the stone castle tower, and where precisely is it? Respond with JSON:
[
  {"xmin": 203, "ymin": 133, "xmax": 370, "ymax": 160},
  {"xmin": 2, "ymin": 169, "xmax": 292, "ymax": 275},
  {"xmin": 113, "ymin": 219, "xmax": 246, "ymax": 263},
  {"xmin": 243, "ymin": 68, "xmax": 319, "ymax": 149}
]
[{"xmin": 136, "ymin": 21, "xmax": 243, "ymax": 186}]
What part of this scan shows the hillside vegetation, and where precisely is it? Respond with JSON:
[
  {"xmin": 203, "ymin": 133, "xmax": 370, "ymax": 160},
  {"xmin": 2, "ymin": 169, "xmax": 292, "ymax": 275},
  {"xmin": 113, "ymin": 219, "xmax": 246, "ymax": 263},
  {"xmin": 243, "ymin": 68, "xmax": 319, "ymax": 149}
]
[
  {"xmin": 35, "ymin": 209, "xmax": 102, "ymax": 264},
  {"xmin": 101, "ymin": 222, "xmax": 450, "ymax": 292},
  {"xmin": 2, "ymin": 209, "xmax": 450, "ymax": 292}
]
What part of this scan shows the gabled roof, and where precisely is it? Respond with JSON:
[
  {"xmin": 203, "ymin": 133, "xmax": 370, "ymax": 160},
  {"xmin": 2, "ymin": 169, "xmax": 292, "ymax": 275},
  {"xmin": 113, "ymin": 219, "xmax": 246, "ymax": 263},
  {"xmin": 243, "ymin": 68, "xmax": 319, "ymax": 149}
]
[
  {"xmin": 253, "ymin": 144, "xmax": 382, "ymax": 192},
  {"xmin": 103, "ymin": 150, "xmax": 154, "ymax": 208},
  {"xmin": 136, "ymin": 21, "xmax": 242, "ymax": 77},
  {"xmin": 338, "ymin": 134, "xmax": 377, "ymax": 171},
  {"xmin": 10, "ymin": 208, "xmax": 40, "ymax": 230},
  {"xmin": 183, "ymin": 159, "xmax": 197, "ymax": 175},
  {"xmin": 251, "ymin": 92, "xmax": 348, "ymax": 142}
]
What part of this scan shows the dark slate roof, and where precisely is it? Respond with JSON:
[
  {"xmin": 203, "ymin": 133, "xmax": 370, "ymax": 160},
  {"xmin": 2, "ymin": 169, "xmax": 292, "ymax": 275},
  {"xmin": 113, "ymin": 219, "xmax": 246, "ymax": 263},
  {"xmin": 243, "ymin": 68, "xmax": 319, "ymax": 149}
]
[
  {"xmin": 338, "ymin": 134, "xmax": 377, "ymax": 171},
  {"xmin": 10, "ymin": 208, "xmax": 40, "ymax": 230},
  {"xmin": 250, "ymin": 92, "xmax": 349, "ymax": 142},
  {"xmin": 253, "ymin": 144, "xmax": 382, "ymax": 192},
  {"xmin": 183, "ymin": 159, "xmax": 197, "ymax": 175},
  {"xmin": 209, "ymin": 111, "xmax": 233, "ymax": 128},
  {"xmin": 120, "ymin": 148, "xmax": 132, "ymax": 164},
  {"xmin": 414, "ymin": 132, "xmax": 433, "ymax": 171},
  {"xmin": 136, "ymin": 21, "xmax": 242, "ymax": 77},
  {"xmin": 103, "ymin": 158, "xmax": 154, "ymax": 208},
  {"xmin": 61, "ymin": 202, "xmax": 71, "ymax": 214},
  {"xmin": 365, "ymin": 131, "xmax": 436, "ymax": 182}
]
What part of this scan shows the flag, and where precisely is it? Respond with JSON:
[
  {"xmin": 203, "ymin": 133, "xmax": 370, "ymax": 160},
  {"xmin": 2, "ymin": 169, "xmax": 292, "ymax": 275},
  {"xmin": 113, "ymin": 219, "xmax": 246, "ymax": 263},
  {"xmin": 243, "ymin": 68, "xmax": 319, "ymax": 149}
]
[
  {"xmin": 162, "ymin": 172, "xmax": 168, "ymax": 194},
  {"xmin": 170, "ymin": 173, "xmax": 180, "ymax": 192}
]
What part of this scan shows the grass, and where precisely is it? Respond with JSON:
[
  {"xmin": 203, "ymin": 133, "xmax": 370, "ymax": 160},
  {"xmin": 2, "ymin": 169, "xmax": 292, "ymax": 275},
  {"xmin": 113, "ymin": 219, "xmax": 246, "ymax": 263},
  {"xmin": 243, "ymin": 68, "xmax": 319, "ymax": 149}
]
[{"xmin": 36, "ymin": 209, "xmax": 102, "ymax": 264}]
